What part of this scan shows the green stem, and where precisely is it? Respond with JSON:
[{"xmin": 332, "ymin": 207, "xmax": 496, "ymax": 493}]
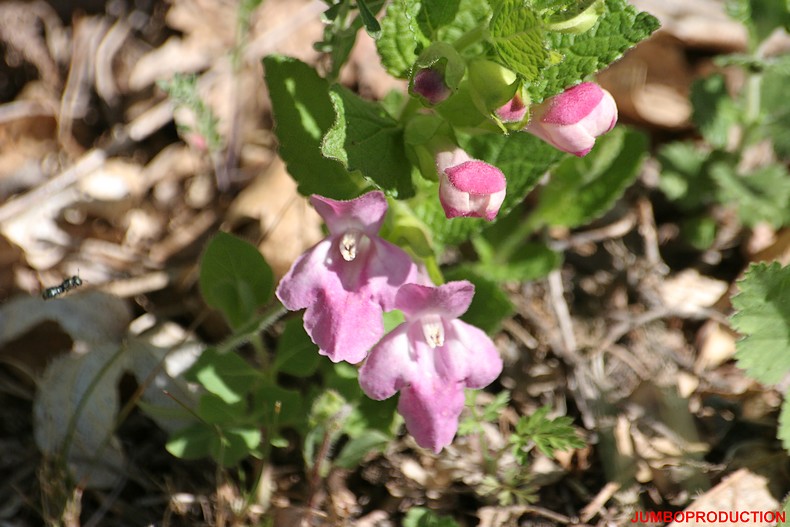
[
  {"xmin": 215, "ymin": 304, "xmax": 287, "ymax": 355},
  {"xmin": 453, "ymin": 22, "xmax": 488, "ymax": 52}
]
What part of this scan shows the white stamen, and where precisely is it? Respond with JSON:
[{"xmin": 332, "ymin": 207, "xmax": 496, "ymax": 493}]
[
  {"xmin": 421, "ymin": 314, "xmax": 445, "ymax": 349},
  {"xmin": 340, "ymin": 231, "xmax": 360, "ymax": 261}
]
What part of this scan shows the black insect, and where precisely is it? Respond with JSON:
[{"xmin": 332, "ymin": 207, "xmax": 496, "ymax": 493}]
[{"xmin": 42, "ymin": 275, "xmax": 83, "ymax": 300}]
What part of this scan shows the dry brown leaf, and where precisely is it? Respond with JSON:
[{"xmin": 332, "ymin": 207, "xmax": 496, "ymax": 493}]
[
  {"xmin": 667, "ymin": 469, "xmax": 780, "ymax": 527},
  {"xmin": 226, "ymin": 156, "xmax": 322, "ymax": 278}
]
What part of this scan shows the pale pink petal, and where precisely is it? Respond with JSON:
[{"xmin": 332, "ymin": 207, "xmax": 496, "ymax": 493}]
[
  {"xmin": 362, "ymin": 239, "xmax": 420, "ymax": 311},
  {"xmin": 525, "ymin": 82, "xmax": 618, "ymax": 157},
  {"xmin": 440, "ymin": 160, "xmax": 506, "ymax": 221},
  {"xmin": 303, "ymin": 285, "xmax": 385, "ymax": 363},
  {"xmin": 398, "ymin": 379, "xmax": 466, "ymax": 453},
  {"xmin": 395, "ymin": 281, "xmax": 475, "ymax": 319},
  {"xmin": 435, "ymin": 321, "xmax": 503, "ymax": 388},
  {"xmin": 276, "ymin": 237, "xmax": 387, "ymax": 364},
  {"xmin": 310, "ymin": 191, "xmax": 388, "ymax": 235},
  {"xmin": 275, "ymin": 239, "xmax": 334, "ymax": 310},
  {"xmin": 359, "ymin": 325, "xmax": 416, "ymax": 400}
]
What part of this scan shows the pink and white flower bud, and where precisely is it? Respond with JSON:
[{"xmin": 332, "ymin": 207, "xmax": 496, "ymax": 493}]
[
  {"xmin": 524, "ymin": 82, "xmax": 617, "ymax": 157},
  {"xmin": 436, "ymin": 148, "xmax": 506, "ymax": 221}
]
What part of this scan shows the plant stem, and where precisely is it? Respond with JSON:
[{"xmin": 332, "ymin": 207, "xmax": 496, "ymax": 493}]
[{"xmin": 453, "ymin": 23, "xmax": 487, "ymax": 52}]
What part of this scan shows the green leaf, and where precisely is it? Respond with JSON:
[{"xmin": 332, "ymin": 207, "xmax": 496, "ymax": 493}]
[
  {"xmin": 530, "ymin": 126, "xmax": 647, "ymax": 228},
  {"xmin": 377, "ymin": 0, "xmax": 426, "ymax": 78},
  {"xmin": 199, "ymin": 232, "xmax": 274, "ymax": 328},
  {"xmin": 333, "ymin": 430, "xmax": 391, "ymax": 468},
  {"xmin": 732, "ymin": 261, "xmax": 790, "ymax": 385},
  {"xmin": 323, "ymin": 86, "xmax": 414, "ymax": 197},
  {"xmin": 275, "ymin": 317, "xmax": 321, "ymax": 378},
  {"xmin": 263, "ymin": 55, "xmax": 363, "ymax": 198},
  {"xmin": 680, "ymin": 215, "xmax": 717, "ymax": 251},
  {"xmin": 711, "ymin": 162, "xmax": 790, "ymax": 228},
  {"xmin": 657, "ymin": 142, "xmax": 713, "ymax": 211},
  {"xmin": 529, "ymin": 0, "xmax": 660, "ymax": 101},
  {"xmin": 403, "ymin": 507, "xmax": 460, "ymax": 527},
  {"xmin": 471, "ymin": 235, "xmax": 562, "ymax": 282},
  {"xmin": 253, "ymin": 382, "xmax": 305, "ymax": 428},
  {"xmin": 489, "ymin": 1, "xmax": 547, "ymax": 81},
  {"xmin": 358, "ymin": 0, "xmax": 383, "ymax": 38},
  {"xmin": 691, "ymin": 75, "xmax": 740, "ymax": 149},
  {"xmin": 444, "ymin": 267, "xmax": 513, "ymax": 333},
  {"xmin": 198, "ymin": 393, "xmax": 247, "ymax": 425},
  {"xmin": 511, "ymin": 406, "xmax": 585, "ymax": 462},
  {"xmin": 166, "ymin": 422, "xmax": 261, "ymax": 466},
  {"xmin": 167, "ymin": 423, "xmax": 215, "ymax": 460},
  {"xmin": 418, "ymin": 0, "xmax": 461, "ymax": 36},
  {"xmin": 187, "ymin": 348, "xmax": 259, "ymax": 404},
  {"xmin": 761, "ymin": 56, "xmax": 790, "ymax": 158}
]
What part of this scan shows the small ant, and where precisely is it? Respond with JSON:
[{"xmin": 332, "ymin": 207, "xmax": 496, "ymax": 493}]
[{"xmin": 42, "ymin": 275, "xmax": 83, "ymax": 300}]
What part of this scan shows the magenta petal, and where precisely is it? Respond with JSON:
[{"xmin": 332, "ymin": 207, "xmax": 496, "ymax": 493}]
[
  {"xmin": 398, "ymin": 379, "xmax": 466, "ymax": 453},
  {"xmin": 395, "ymin": 281, "xmax": 475, "ymax": 319},
  {"xmin": 310, "ymin": 191, "xmax": 388, "ymax": 235}
]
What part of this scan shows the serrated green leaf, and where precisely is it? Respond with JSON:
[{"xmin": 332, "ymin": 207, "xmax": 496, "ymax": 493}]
[
  {"xmin": 187, "ymin": 348, "xmax": 259, "ymax": 404},
  {"xmin": 732, "ymin": 261, "xmax": 790, "ymax": 385},
  {"xmin": 529, "ymin": 0, "xmax": 660, "ymax": 101},
  {"xmin": 711, "ymin": 162, "xmax": 790, "ymax": 228},
  {"xmin": 512, "ymin": 406, "xmax": 585, "ymax": 461},
  {"xmin": 199, "ymin": 232, "xmax": 273, "ymax": 328},
  {"xmin": 323, "ymin": 86, "xmax": 414, "ymax": 197},
  {"xmin": 263, "ymin": 55, "xmax": 363, "ymax": 198},
  {"xmin": 444, "ymin": 267, "xmax": 513, "ymax": 333},
  {"xmin": 377, "ymin": 0, "xmax": 426, "ymax": 78},
  {"xmin": 490, "ymin": 1, "xmax": 547, "ymax": 81},
  {"xmin": 691, "ymin": 75, "xmax": 740, "ymax": 149},
  {"xmin": 530, "ymin": 126, "xmax": 647, "ymax": 228}
]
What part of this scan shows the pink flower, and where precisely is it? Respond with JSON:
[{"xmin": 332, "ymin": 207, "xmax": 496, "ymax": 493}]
[
  {"xmin": 276, "ymin": 191, "xmax": 419, "ymax": 364},
  {"xmin": 436, "ymin": 148, "xmax": 507, "ymax": 221},
  {"xmin": 359, "ymin": 281, "xmax": 503, "ymax": 452},
  {"xmin": 524, "ymin": 82, "xmax": 617, "ymax": 157}
]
